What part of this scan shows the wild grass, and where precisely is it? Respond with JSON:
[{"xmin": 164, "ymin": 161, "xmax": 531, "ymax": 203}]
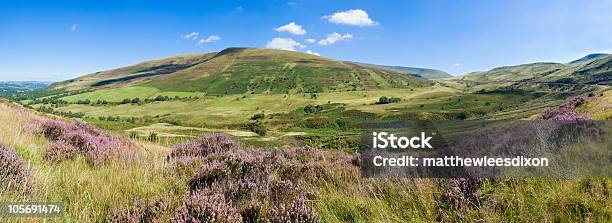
[
  {"xmin": 2, "ymin": 97, "xmax": 611, "ymax": 222},
  {"xmin": 0, "ymin": 103, "xmax": 186, "ymax": 222}
]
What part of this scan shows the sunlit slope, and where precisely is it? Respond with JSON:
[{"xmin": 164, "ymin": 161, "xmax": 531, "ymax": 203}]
[
  {"xmin": 51, "ymin": 48, "xmax": 432, "ymax": 94},
  {"xmin": 50, "ymin": 53, "xmax": 217, "ymax": 91},
  {"xmin": 459, "ymin": 54, "xmax": 611, "ymax": 85}
]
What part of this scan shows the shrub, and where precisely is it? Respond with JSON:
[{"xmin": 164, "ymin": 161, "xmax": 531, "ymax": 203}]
[
  {"xmin": 148, "ymin": 132, "xmax": 159, "ymax": 142},
  {"xmin": 172, "ymin": 192, "xmax": 242, "ymax": 223},
  {"xmin": 166, "ymin": 134, "xmax": 356, "ymax": 222},
  {"xmin": 44, "ymin": 140, "xmax": 80, "ymax": 162},
  {"xmin": 30, "ymin": 119, "xmax": 138, "ymax": 165},
  {"xmin": 0, "ymin": 141, "xmax": 32, "ymax": 193},
  {"xmin": 303, "ymin": 105, "xmax": 322, "ymax": 114},
  {"xmin": 269, "ymin": 195, "xmax": 320, "ymax": 223},
  {"xmin": 376, "ymin": 96, "xmax": 401, "ymax": 104},
  {"xmin": 441, "ymin": 178, "xmax": 486, "ymax": 210},
  {"xmin": 250, "ymin": 113, "xmax": 265, "ymax": 120},
  {"xmin": 189, "ymin": 161, "xmax": 230, "ymax": 191},
  {"xmin": 247, "ymin": 122, "xmax": 267, "ymax": 136},
  {"xmin": 537, "ymin": 96, "xmax": 589, "ymax": 120},
  {"xmin": 106, "ymin": 197, "xmax": 169, "ymax": 223}
]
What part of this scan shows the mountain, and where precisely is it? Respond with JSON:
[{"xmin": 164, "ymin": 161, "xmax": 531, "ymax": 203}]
[
  {"xmin": 348, "ymin": 62, "xmax": 452, "ymax": 79},
  {"xmin": 459, "ymin": 54, "xmax": 612, "ymax": 86},
  {"xmin": 51, "ymin": 48, "xmax": 432, "ymax": 94},
  {"xmin": 570, "ymin": 53, "xmax": 611, "ymax": 64}
]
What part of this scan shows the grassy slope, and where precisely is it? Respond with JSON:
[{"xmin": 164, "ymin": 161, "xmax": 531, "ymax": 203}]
[
  {"xmin": 0, "ymin": 101, "xmax": 186, "ymax": 222},
  {"xmin": 458, "ymin": 55, "xmax": 612, "ymax": 85},
  {"xmin": 2, "ymin": 101, "xmax": 611, "ymax": 222},
  {"xmin": 50, "ymin": 87, "xmax": 458, "ymax": 125},
  {"xmin": 51, "ymin": 48, "xmax": 431, "ymax": 95},
  {"xmin": 50, "ymin": 53, "xmax": 217, "ymax": 92}
]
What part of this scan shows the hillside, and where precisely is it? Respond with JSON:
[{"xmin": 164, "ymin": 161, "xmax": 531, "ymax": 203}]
[
  {"xmin": 570, "ymin": 53, "xmax": 611, "ymax": 64},
  {"xmin": 458, "ymin": 54, "xmax": 612, "ymax": 86},
  {"xmin": 348, "ymin": 62, "xmax": 452, "ymax": 79},
  {"xmin": 51, "ymin": 48, "xmax": 432, "ymax": 94}
]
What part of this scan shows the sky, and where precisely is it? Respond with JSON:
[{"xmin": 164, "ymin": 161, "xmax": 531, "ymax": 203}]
[{"xmin": 1, "ymin": 0, "xmax": 611, "ymax": 81}]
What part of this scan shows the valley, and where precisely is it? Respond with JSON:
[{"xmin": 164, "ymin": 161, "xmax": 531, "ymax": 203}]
[
  {"xmin": 1, "ymin": 48, "xmax": 610, "ymax": 222},
  {"xmin": 11, "ymin": 49, "xmax": 610, "ymax": 151}
]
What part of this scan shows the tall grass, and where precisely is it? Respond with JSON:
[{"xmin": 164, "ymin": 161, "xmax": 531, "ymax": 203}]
[
  {"xmin": 1, "ymin": 102, "xmax": 610, "ymax": 222},
  {"xmin": 0, "ymin": 103, "xmax": 186, "ymax": 222}
]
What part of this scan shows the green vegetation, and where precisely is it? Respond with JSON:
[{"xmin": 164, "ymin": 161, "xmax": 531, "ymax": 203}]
[
  {"xmin": 376, "ymin": 96, "xmax": 401, "ymax": 104},
  {"xmin": 2, "ymin": 51, "xmax": 611, "ymax": 222},
  {"xmin": 51, "ymin": 48, "xmax": 431, "ymax": 95}
]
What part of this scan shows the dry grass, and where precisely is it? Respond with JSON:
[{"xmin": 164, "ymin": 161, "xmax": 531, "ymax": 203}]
[{"xmin": 0, "ymin": 102, "xmax": 185, "ymax": 222}]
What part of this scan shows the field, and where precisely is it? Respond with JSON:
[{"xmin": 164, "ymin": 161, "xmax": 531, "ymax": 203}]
[{"xmin": 24, "ymin": 83, "xmax": 567, "ymax": 151}]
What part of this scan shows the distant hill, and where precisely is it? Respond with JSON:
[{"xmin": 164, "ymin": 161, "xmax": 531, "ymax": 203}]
[
  {"xmin": 348, "ymin": 62, "xmax": 452, "ymax": 79},
  {"xmin": 459, "ymin": 54, "xmax": 611, "ymax": 86},
  {"xmin": 51, "ymin": 48, "xmax": 431, "ymax": 94},
  {"xmin": 0, "ymin": 81, "xmax": 51, "ymax": 99},
  {"xmin": 570, "ymin": 53, "xmax": 611, "ymax": 64}
]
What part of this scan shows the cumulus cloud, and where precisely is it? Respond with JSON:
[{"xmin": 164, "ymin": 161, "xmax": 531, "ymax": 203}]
[
  {"xmin": 323, "ymin": 9, "xmax": 378, "ymax": 26},
  {"xmin": 275, "ymin": 22, "xmax": 306, "ymax": 35},
  {"xmin": 70, "ymin": 24, "xmax": 78, "ymax": 31},
  {"xmin": 453, "ymin": 63, "xmax": 461, "ymax": 67},
  {"xmin": 305, "ymin": 50, "xmax": 320, "ymax": 56},
  {"xmin": 198, "ymin": 35, "xmax": 221, "ymax": 45},
  {"xmin": 318, "ymin": 32, "xmax": 353, "ymax": 45},
  {"xmin": 181, "ymin": 32, "xmax": 199, "ymax": 40},
  {"xmin": 266, "ymin": 37, "xmax": 305, "ymax": 51},
  {"xmin": 304, "ymin": 38, "xmax": 316, "ymax": 44}
]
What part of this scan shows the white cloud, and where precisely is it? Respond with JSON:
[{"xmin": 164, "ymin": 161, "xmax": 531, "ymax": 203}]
[
  {"xmin": 70, "ymin": 24, "xmax": 78, "ymax": 31},
  {"xmin": 304, "ymin": 38, "xmax": 316, "ymax": 43},
  {"xmin": 198, "ymin": 35, "xmax": 221, "ymax": 45},
  {"xmin": 453, "ymin": 63, "xmax": 461, "ymax": 67},
  {"xmin": 323, "ymin": 9, "xmax": 378, "ymax": 27},
  {"xmin": 265, "ymin": 37, "xmax": 305, "ymax": 51},
  {"xmin": 305, "ymin": 50, "xmax": 320, "ymax": 56},
  {"xmin": 182, "ymin": 32, "xmax": 199, "ymax": 40},
  {"xmin": 318, "ymin": 33, "xmax": 353, "ymax": 45},
  {"xmin": 235, "ymin": 6, "xmax": 244, "ymax": 11},
  {"xmin": 275, "ymin": 22, "xmax": 306, "ymax": 35}
]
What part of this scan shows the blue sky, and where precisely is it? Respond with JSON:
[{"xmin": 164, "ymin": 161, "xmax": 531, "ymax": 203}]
[{"xmin": 1, "ymin": 0, "xmax": 611, "ymax": 81}]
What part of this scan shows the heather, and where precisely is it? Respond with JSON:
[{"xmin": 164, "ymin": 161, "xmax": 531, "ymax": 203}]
[
  {"xmin": 1, "ymin": 101, "xmax": 611, "ymax": 222},
  {"xmin": 0, "ymin": 141, "xmax": 33, "ymax": 194},
  {"xmin": 537, "ymin": 96, "xmax": 590, "ymax": 120},
  {"xmin": 28, "ymin": 118, "xmax": 139, "ymax": 165},
  {"xmin": 165, "ymin": 135, "xmax": 345, "ymax": 222},
  {"xmin": 106, "ymin": 197, "xmax": 170, "ymax": 223}
]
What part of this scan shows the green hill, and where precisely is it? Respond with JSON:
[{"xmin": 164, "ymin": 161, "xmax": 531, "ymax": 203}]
[
  {"xmin": 459, "ymin": 54, "xmax": 612, "ymax": 86},
  {"xmin": 569, "ymin": 53, "xmax": 611, "ymax": 64},
  {"xmin": 51, "ymin": 48, "xmax": 431, "ymax": 94},
  {"xmin": 348, "ymin": 62, "xmax": 452, "ymax": 79}
]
